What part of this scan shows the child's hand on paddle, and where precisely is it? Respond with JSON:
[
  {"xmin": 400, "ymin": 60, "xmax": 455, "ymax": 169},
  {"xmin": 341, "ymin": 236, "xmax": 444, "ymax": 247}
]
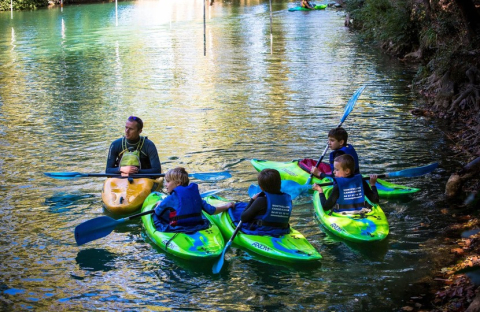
[
  {"xmin": 312, "ymin": 183, "xmax": 324, "ymax": 193},
  {"xmin": 369, "ymin": 174, "xmax": 378, "ymax": 186},
  {"xmin": 310, "ymin": 167, "xmax": 320, "ymax": 177}
]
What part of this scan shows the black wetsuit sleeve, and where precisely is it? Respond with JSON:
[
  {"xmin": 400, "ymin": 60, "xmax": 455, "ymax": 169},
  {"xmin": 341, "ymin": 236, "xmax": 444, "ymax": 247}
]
[
  {"xmin": 105, "ymin": 139, "xmax": 122, "ymax": 174},
  {"xmin": 363, "ymin": 180, "xmax": 379, "ymax": 204},
  {"xmin": 319, "ymin": 185, "xmax": 339, "ymax": 211},
  {"xmin": 241, "ymin": 197, "xmax": 267, "ymax": 222},
  {"xmin": 139, "ymin": 139, "xmax": 161, "ymax": 174}
]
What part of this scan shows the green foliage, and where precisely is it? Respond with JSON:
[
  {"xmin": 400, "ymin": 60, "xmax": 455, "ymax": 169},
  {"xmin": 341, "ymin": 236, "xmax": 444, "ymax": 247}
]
[
  {"xmin": 0, "ymin": 0, "xmax": 48, "ymax": 10},
  {"xmin": 345, "ymin": 0, "xmax": 420, "ymax": 53}
]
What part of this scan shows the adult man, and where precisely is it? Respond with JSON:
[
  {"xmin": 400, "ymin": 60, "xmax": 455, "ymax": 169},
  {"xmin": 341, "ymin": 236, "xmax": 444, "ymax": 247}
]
[{"xmin": 106, "ymin": 116, "xmax": 161, "ymax": 176}]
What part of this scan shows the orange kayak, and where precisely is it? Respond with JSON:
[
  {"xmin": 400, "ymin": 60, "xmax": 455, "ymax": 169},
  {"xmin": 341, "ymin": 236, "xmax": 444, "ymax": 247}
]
[{"xmin": 102, "ymin": 177, "xmax": 163, "ymax": 214}]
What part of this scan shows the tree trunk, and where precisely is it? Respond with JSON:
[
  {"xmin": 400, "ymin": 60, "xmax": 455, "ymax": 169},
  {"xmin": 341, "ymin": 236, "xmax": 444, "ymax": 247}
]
[{"xmin": 453, "ymin": 0, "xmax": 480, "ymax": 46}]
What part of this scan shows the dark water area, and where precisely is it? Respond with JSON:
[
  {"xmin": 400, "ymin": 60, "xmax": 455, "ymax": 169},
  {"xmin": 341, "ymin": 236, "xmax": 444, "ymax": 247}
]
[{"xmin": 0, "ymin": 0, "xmax": 453, "ymax": 310}]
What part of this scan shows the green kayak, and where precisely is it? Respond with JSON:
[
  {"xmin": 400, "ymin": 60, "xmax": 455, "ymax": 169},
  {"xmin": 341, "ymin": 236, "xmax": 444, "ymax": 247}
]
[
  {"xmin": 141, "ymin": 192, "xmax": 225, "ymax": 260},
  {"xmin": 312, "ymin": 188, "xmax": 389, "ymax": 242},
  {"xmin": 288, "ymin": 4, "xmax": 327, "ymax": 11},
  {"xmin": 203, "ymin": 195, "xmax": 322, "ymax": 263},
  {"xmin": 251, "ymin": 159, "xmax": 420, "ymax": 198}
]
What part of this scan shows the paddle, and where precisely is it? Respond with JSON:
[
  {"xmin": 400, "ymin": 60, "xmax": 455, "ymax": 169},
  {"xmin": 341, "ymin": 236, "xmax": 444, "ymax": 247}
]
[
  {"xmin": 74, "ymin": 189, "xmax": 225, "ymax": 246},
  {"xmin": 248, "ymin": 180, "xmax": 308, "ymax": 200},
  {"xmin": 305, "ymin": 85, "xmax": 366, "ymax": 185},
  {"xmin": 212, "ymin": 220, "xmax": 243, "ymax": 274},
  {"xmin": 44, "ymin": 171, "xmax": 231, "ymax": 181},
  {"xmin": 249, "ymin": 162, "xmax": 439, "ymax": 199}
]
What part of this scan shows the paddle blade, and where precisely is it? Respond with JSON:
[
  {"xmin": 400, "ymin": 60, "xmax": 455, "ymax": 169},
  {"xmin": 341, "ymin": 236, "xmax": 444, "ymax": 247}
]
[
  {"xmin": 44, "ymin": 172, "xmax": 86, "ymax": 179},
  {"xmin": 212, "ymin": 241, "xmax": 232, "ymax": 274},
  {"xmin": 249, "ymin": 181, "xmax": 312, "ymax": 200},
  {"xmin": 387, "ymin": 163, "xmax": 438, "ymax": 178},
  {"xmin": 191, "ymin": 171, "xmax": 231, "ymax": 181},
  {"xmin": 74, "ymin": 216, "xmax": 125, "ymax": 246},
  {"xmin": 248, "ymin": 184, "xmax": 262, "ymax": 198},
  {"xmin": 340, "ymin": 86, "xmax": 365, "ymax": 123},
  {"xmin": 281, "ymin": 180, "xmax": 312, "ymax": 200}
]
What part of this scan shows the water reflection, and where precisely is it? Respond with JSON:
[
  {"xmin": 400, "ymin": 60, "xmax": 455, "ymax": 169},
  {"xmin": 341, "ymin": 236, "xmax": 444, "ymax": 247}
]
[{"xmin": 0, "ymin": 1, "xmax": 448, "ymax": 310}]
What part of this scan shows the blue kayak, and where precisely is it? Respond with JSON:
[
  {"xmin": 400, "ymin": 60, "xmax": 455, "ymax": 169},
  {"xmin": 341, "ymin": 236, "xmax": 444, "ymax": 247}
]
[{"xmin": 288, "ymin": 4, "xmax": 327, "ymax": 11}]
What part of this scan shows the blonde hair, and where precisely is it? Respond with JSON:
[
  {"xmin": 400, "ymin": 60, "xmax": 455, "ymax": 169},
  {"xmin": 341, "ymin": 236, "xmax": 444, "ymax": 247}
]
[{"xmin": 165, "ymin": 167, "xmax": 189, "ymax": 186}]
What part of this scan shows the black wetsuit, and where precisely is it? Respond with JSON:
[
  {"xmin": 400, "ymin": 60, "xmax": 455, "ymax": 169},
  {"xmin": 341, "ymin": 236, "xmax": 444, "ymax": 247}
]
[{"xmin": 105, "ymin": 137, "xmax": 161, "ymax": 174}]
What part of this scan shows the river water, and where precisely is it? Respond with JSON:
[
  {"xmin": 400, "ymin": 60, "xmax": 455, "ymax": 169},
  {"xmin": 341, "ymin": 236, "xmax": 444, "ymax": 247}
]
[{"xmin": 0, "ymin": 0, "xmax": 450, "ymax": 310}]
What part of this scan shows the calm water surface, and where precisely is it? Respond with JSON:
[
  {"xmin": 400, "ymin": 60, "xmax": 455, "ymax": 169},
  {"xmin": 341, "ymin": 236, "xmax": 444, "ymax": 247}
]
[{"xmin": 1, "ymin": 1, "xmax": 449, "ymax": 310}]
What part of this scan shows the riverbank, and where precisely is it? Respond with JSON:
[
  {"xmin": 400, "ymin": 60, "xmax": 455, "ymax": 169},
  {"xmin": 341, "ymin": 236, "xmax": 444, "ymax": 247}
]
[{"xmin": 344, "ymin": 0, "xmax": 480, "ymax": 310}]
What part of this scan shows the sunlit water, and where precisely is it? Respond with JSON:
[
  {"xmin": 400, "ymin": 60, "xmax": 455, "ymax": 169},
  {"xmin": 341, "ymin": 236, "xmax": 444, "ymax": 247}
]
[{"xmin": 0, "ymin": 1, "xmax": 451, "ymax": 310}]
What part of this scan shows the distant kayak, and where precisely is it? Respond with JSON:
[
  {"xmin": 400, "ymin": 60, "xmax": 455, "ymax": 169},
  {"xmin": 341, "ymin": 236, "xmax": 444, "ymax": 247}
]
[
  {"xmin": 204, "ymin": 195, "xmax": 322, "ymax": 263},
  {"xmin": 102, "ymin": 177, "xmax": 163, "ymax": 214},
  {"xmin": 141, "ymin": 192, "xmax": 225, "ymax": 260},
  {"xmin": 288, "ymin": 4, "xmax": 327, "ymax": 11},
  {"xmin": 312, "ymin": 188, "xmax": 389, "ymax": 242},
  {"xmin": 251, "ymin": 159, "xmax": 420, "ymax": 198}
]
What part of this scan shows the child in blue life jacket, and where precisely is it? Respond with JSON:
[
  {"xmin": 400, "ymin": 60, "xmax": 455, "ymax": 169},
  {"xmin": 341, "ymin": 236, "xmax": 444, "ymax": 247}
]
[
  {"xmin": 310, "ymin": 127, "xmax": 360, "ymax": 179},
  {"xmin": 236, "ymin": 169, "xmax": 293, "ymax": 236},
  {"xmin": 312, "ymin": 154, "xmax": 379, "ymax": 213},
  {"xmin": 153, "ymin": 167, "xmax": 234, "ymax": 233}
]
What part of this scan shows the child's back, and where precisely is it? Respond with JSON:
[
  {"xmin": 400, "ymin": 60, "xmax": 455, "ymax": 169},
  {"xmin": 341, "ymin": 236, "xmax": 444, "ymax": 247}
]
[{"xmin": 239, "ymin": 169, "xmax": 293, "ymax": 236}]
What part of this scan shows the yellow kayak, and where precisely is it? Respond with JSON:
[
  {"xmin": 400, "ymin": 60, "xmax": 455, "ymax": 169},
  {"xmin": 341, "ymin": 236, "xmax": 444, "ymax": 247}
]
[{"xmin": 102, "ymin": 177, "xmax": 163, "ymax": 214}]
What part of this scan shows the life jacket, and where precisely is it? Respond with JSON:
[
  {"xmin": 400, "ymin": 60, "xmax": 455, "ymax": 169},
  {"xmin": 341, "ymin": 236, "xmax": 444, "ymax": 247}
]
[
  {"xmin": 329, "ymin": 144, "xmax": 360, "ymax": 174},
  {"xmin": 119, "ymin": 136, "xmax": 146, "ymax": 168},
  {"xmin": 241, "ymin": 192, "xmax": 292, "ymax": 236},
  {"xmin": 334, "ymin": 174, "xmax": 366, "ymax": 212},
  {"xmin": 168, "ymin": 183, "xmax": 204, "ymax": 227}
]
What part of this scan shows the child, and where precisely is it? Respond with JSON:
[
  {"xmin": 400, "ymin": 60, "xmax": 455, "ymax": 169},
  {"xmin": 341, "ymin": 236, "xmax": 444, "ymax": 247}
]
[
  {"xmin": 301, "ymin": 0, "xmax": 315, "ymax": 9},
  {"xmin": 312, "ymin": 154, "xmax": 379, "ymax": 213},
  {"xmin": 237, "ymin": 169, "xmax": 293, "ymax": 236},
  {"xmin": 310, "ymin": 127, "xmax": 360, "ymax": 179},
  {"xmin": 153, "ymin": 167, "xmax": 234, "ymax": 232}
]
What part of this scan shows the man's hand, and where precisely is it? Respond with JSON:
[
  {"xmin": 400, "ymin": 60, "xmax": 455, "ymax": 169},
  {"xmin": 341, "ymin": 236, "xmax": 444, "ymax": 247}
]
[{"xmin": 120, "ymin": 166, "xmax": 139, "ymax": 176}]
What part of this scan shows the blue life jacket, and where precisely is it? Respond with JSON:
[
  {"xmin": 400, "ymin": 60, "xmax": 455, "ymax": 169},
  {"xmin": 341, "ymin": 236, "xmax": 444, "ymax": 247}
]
[
  {"xmin": 169, "ymin": 183, "xmax": 204, "ymax": 226},
  {"xmin": 242, "ymin": 192, "xmax": 292, "ymax": 237},
  {"xmin": 329, "ymin": 144, "xmax": 360, "ymax": 174},
  {"xmin": 334, "ymin": 174, "xmax": 366, "ymax": 212}
]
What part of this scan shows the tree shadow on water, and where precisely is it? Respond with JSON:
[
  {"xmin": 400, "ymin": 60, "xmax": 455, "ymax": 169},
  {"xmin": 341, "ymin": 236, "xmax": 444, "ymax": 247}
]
[
  {"xmin": 45, "ymin": 192, "xmax": 96, "ymax": 214},
  {"xmin": 75, "ymin": 248, "xmax": 117, "ymax": 272},
  {"xmin": 322, "ymin": 232, "xmax": 390, "ymax": 262}
]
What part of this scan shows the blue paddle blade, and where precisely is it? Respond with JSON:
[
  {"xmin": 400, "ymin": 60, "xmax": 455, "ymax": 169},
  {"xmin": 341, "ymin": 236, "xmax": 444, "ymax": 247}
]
[
  {"xmin": 74, "ymin": 216, "xmax": 127, "ymax": 246},
  {"xmin": 280, "ymin": 180, "xmax": 312, "ymax": 200},
  {"xmin": 387, "ymin": 162, "xmax": 438, "ymax": 178},
  {"xmin": 212, "ymin": 240, "xmax": 232, "ymax": 274},
  {"xmin": 249, "ymin": 180, "xmax": 311, "ymax": 200},
  {"xmin": 340, "ymin": 85, "xmax": 365, "ymax": 123},
  {"xmin": 191, "ymin": 171, "xmax": 231, "ymax": 181},
  {"xmin": 248, "ymin": 184, "xmax": 262, "ymax": 198},
  {"xmin": 44, "ymin": 172, "xmax": 87, "ymax": 179}
]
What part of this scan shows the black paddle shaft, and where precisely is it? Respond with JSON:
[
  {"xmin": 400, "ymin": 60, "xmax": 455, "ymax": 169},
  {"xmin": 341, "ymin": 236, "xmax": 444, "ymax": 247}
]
[
  {"xmin": 315, "ymin": 175, "xmax": 387, "ymax": 187},
  {"xmin": 126, "ymin": 209, "xmax": 155, "ymax": 220}
]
